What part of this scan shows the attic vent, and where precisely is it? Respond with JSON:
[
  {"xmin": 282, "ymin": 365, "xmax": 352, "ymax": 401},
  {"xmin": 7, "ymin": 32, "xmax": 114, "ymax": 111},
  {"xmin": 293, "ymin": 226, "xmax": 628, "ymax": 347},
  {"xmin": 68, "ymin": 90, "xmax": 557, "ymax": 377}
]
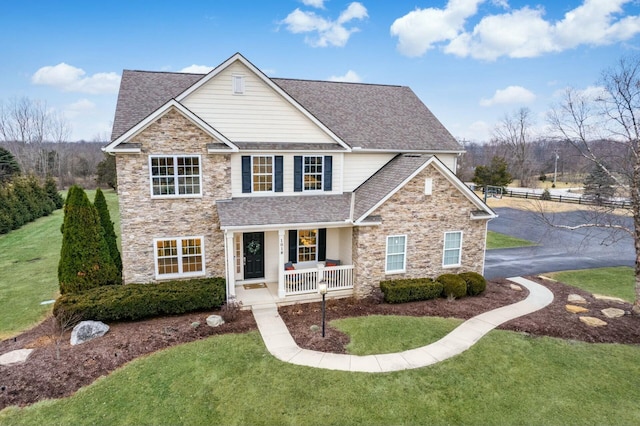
[
  {"xmin": 404, "ymin": 154, "xmax": 421, "ymax": 158},
  {"xmin": 232, "ymin": 74, "xmax": 245, "ymax": 95}
]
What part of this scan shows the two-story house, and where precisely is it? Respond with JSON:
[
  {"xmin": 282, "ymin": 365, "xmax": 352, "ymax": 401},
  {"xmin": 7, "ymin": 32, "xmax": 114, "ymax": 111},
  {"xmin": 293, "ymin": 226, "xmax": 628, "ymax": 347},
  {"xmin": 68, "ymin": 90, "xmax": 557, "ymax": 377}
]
[{"xmin": 103, "ymin": 53, "xmax": 496, "ymax": 305}]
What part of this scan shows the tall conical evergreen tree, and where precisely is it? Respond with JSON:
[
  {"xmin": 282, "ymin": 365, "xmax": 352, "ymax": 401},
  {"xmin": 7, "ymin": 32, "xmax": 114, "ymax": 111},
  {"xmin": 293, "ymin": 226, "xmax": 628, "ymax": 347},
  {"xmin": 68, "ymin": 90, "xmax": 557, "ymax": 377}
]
[
  {"xmin": 94, "ymin": 188, "xmax": 122, "ymax": 277},
  {"xmin": 45, "ymin": 177, "xmax": 64, "ymax": 209},
  {"xmin": 58, "ymin": 185, "xmax": 119, "ymax": 294},
  {"xmin": 584, "ymin": 164, "xmax": 616, "ymax": 204}
]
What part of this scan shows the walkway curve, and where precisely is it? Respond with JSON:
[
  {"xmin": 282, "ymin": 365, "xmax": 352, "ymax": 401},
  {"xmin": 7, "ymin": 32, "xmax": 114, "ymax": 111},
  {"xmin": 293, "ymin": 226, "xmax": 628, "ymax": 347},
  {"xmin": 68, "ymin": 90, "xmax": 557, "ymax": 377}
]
[{"xmin": 251, "ymin": 277, "xmax": 554, "ymax": 373}]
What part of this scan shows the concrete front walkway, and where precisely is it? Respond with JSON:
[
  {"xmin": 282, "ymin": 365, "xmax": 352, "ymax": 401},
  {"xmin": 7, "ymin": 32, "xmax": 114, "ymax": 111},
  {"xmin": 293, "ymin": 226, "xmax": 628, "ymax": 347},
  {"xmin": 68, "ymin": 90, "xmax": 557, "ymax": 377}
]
[{"xmin": 251, "ymin": 277, "xmax": 553, "ymax": 373}]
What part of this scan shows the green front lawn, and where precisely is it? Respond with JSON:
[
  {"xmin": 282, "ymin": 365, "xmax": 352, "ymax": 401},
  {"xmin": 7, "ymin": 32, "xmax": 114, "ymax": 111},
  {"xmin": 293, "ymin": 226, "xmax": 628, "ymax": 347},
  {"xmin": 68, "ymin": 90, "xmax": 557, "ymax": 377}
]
[
  {"xmin": 0, "ymin": 189, "xmax": 119, "ymax": 339},
  {"xmin": 487, "ymin": 231, "xmax": 536, "ymax": 249},
  {"xmin": 2, "ymin": 318, "xmax": 639, "ymax": 425},
  {"xmin": 547, "ymin": 267, "xmax": 635, "ymax": 302}
]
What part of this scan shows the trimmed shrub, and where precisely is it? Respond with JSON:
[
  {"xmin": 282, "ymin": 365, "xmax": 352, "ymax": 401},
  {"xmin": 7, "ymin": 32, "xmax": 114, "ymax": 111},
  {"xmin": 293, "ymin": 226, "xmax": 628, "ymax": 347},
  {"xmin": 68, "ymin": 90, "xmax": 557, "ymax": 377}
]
[
  {"xmin": 53, "ymin": 277, "xmax": 226, "ymax": 323},
  {"xmin": 58, "ymin": 185, "xmax": 120, "ymax": 294},
  {"xmin": 459, "ymin": 271, "xmax": 487, "ymax": 296},
  {"xmin": 437, "ymin": 273, "xmax": 467, "ymax": 299},
  {"xmin": 94, "ymin": 188, "xmax": 122, "ymax": 276},
  {"xmin": 380, "ymin": 278, "xmax": 443, "ymax": 304}
]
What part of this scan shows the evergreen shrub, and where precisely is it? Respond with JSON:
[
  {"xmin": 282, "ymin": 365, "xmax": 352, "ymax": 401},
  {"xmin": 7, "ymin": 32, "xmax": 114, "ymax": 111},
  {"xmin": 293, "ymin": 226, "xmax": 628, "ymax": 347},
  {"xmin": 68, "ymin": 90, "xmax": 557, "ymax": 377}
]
[
  {"xmin": 53, "ymin": 277, "xmax": 226, "ymax": 322},
  {"xmin": 380, "ymin": 278, "xmax": 443, "ymax": 303},
  {"xmin": 459, "ymin": 271, "xmax": 487, "ymax": 296},
  {"xmin": 437, "ymin": 273, "xmax": 467, "ymax": 299}
]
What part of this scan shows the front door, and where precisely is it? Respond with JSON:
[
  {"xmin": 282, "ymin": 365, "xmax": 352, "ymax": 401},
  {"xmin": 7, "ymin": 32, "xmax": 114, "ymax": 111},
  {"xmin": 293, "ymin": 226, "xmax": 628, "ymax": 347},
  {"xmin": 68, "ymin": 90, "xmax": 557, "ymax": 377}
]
[{"xmin": 243, "ymin": 232, "xmax": 264, "ymax": 280}]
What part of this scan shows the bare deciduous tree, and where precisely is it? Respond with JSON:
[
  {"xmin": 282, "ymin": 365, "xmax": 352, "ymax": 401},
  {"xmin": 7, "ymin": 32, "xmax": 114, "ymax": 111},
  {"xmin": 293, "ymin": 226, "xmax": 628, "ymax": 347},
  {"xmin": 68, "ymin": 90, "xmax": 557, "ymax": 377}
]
[
  {"xmin": 547, "ymin": 55, "xmax": 640, "ymax": 314},
  {"xmin": 493, "ymin": 107, "xmax": 536, "ymax": 187}
]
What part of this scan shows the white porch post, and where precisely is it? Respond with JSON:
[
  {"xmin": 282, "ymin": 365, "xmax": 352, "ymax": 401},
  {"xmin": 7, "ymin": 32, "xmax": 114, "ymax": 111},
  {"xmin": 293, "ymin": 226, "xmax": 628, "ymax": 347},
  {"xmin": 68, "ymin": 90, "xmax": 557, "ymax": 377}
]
[
  {"xmin": 278, "ymin": 229, "xmax": 286, "ymax": 298},
  {"xmin": 225, "ymin": 231, "xmax": 236, "ymax": 299}
]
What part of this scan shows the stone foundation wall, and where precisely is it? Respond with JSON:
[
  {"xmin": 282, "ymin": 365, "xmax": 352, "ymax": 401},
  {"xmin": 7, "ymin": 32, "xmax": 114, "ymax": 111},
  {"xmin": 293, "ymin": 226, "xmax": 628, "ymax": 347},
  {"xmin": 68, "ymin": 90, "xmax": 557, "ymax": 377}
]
[
  {"xmin": 352, "ymin": 164, "xmax": 489, "ymax": 298},
  {"xmin": 116, "ymin": 108, "xmax": 230, "ymax": 283}
]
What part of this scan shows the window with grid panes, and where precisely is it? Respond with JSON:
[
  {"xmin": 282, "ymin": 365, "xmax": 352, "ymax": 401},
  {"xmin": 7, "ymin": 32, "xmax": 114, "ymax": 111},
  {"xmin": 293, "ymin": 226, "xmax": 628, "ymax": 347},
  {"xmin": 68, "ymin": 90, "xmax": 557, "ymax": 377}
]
[
  {"xmin": 298, "ymin": 229, "xmax": 317, "ymax": 262},
  {"xmin": 252, "ymin": 156, "xmax": 273, "ymax": 192},
  {"xmin": 150, "ymin": 155, "xmax": 201, "ymax": 197},
  {"xmin": 303, "ymin": 156, "xmax": 323, "ymax": 191},
  {"xmin": 443, "ymin": 231, "xmax": 462, "ymax": 267},
  {"xmin": 386, "ymin": 235, "xmax": 406, "ymax": 273},
  {"xmin": 155, "ymin": 237, "xmax": 204, "ymax": 278}
]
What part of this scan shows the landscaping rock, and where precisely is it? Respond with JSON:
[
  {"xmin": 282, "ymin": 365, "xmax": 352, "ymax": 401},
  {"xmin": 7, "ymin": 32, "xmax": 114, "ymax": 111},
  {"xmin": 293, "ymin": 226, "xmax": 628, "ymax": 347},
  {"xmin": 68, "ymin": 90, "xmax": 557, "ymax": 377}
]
[
  {"xmin": 70, "ymin": 321, "xmax": 110, "ymax": 345},
  {"xmin": 565, "ymin": 304, "xmax": 589, "ymax": 314},
  {"xmin": 601, "ymin": 308, "xmax": 625, "ymax": 319},
  {"xmin": 567, "ymin": 294, "xmax": 587, "ymax": 304},
  {"xmin": 592, "ymin": 294, "xmax": 626, "ymax": 304},
  {"xmin": 206, "ymin": 315, "xmax": 225, "ymax": 327},
  {"xmin": 579, "ymin": 316, "xmax": 607, "ymax": 327},
  {"xmin": 510, "ymin": 284, "xmax": 523, "ymax": 291},
  {"xmin": 0, "ymin": 349, "xmax": 34, "ymax": 366}
]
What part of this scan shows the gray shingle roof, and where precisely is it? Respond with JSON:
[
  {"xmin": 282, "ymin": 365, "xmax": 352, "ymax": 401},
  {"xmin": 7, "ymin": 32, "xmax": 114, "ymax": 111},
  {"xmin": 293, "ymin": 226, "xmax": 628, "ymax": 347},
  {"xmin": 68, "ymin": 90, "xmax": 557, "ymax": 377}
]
[
  {"xmin": 111, "ymin": 68, "xmax": 462, "ymax": 153},
  {"xmin": 353, "ymin": 154, "xmax": 432, "ymax": 221},
  {"xmin": 216, "ymin": 194, "xmax": 352, "ymax": 228},
  {"xmin": 272, "ymin": 79, "xmax": 461, "ymax": 151},
  {"xmin": 111, "ymin": 70, "xmax": 204, "ymax": 141}
]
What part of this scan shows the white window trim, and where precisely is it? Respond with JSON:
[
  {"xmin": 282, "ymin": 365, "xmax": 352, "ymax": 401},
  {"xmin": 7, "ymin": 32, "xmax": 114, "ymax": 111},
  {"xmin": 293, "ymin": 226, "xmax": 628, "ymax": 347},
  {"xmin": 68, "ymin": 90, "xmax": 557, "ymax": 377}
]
[
  {"xmin": 297, "ymin": 229, "xmax": 318, "ymax": 263},
  {"xmin": 153, "ymin": 236, "xmax": 206, "ymax": 280},
  {"xmin": 149, "ymin": 155, "xmax": 202, "ymax": 199},
  {"xmin": 303, "ymin": 155, "xmax": 324, "ymax": 192},
  {"xmin": 443, "ymin": 231, "xmax": 463, "ymax": 268},
  {"xmin": 385, "ymin": 234, "xmax": 407, "ymax": 274},
  {"xmin": 251, "ymin": 155, "xmax": 275, "ymax": 193}
]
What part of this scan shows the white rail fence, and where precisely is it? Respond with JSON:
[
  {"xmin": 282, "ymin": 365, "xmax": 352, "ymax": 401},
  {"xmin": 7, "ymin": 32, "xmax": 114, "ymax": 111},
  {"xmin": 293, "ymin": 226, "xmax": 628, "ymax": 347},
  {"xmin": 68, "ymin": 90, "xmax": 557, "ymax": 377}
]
[{"xmin": 284, "ymin": 265, "xmax": 354, "ymax": 295}]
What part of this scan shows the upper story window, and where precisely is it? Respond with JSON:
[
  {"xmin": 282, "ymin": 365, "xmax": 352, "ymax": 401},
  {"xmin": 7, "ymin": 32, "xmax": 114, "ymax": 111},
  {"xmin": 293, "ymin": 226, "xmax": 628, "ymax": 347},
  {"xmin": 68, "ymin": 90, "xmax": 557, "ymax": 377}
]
[
  {"xmin": 150, "ymin": 155, "xmax": 201, "ymax": 198},
  {"xmin": 386, "ymin": 235, "xmax": 407, "ymax": 274},
  {"xmin": 252, "ymin": 156, "xmax": 273, "ymax": 192},
  {"xmin": 154, "ymin": 236, "xmax": 205, "ymax": 279},
  {"xmin": 443, "ymin": 231, "xmax": 463, "ymax": 267},
  {"xmin": 304, "ymin": 156, "xmax": 323, "ymax": 191}
]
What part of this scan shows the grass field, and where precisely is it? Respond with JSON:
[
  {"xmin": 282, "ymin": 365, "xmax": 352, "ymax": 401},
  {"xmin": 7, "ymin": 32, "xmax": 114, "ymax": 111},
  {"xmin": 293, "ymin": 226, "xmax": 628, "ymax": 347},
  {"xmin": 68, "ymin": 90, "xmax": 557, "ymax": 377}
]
[
  {"xmin": 547, "ymin": 266, "xmax": 635, "ymax": 302},
  {"xmin": 1, "ymin": 319, "xmax": 639, "ymax": 425},
  {"xmin": 486, "ymin": 231, "xmax": 535, "ymax": 249},
  {"xmin": 0, "ymin": 189, "xmax": 119, "ymax": 339}
]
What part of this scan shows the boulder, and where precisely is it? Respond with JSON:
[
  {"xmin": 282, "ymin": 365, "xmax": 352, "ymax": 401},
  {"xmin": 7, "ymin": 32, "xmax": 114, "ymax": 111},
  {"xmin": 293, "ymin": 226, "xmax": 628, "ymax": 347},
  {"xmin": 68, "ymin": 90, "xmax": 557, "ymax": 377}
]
[
  {"xmin": 510, "ymin": 284, "xmax": 523, "ymax": 291},
  {"xmin": 592, "ymin": 294, "xmax": 626, "ymax": 304},
  {"xmin": 70, "ymin": 321, "xmax": 110, "ymax": 345},
  {"xmin": 565, "ymin": 304, "xmax": 589, "ymax": 314},
  {"xmin": 206, "ymin": 315, "xmax": 225, "ymax": 327},
  {"xmin": 567, "ymin": 294, "xmax": 587, "ymax": 305},
  {"xmin": 0, "ymin": 349, "xmax": 34, "ymax": 366},
  {"xmin": 579, "ymin": 316, "xmax": 607, "ymax": 327},
  {"xmin": 601, "ymin": 308, "xmax": 625, "ymax": 319}
]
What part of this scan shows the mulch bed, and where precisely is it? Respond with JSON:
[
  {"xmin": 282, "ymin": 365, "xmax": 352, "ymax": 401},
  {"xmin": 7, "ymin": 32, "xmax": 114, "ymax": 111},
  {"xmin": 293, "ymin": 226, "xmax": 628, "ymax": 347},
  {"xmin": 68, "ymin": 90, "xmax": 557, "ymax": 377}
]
[{"xmin": 1, "ymin": 277, "xmax": 639, "ymax": 410}]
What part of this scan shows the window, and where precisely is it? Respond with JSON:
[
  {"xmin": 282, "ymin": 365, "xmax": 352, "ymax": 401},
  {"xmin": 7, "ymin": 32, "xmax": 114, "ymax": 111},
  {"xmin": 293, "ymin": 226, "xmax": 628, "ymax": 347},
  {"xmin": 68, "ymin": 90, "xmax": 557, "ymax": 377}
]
[
  {"xmin": 252, "ymin": 156, "xmax": 273, "ymax": 192},
  {"xmin": 443, "ymin": 231, "xmax": 463, "ymax": 267},
  {"xmin": 303, "ymin": 156, "xmax": 323, "ymax": 191},
  {"xmin": 386, "ymin": 235, "xmax": 406, "ymax": 273},
  {"xmin": 155, "ymin": 237, "xmax": 205, "ymax": 278},
  {"xmin": 150, "ymin": 155, "xmax": 201, "ymax": 197},
  {"xmin": 298, "ymin": 229, "xmax": 317, "ymax": 262}
]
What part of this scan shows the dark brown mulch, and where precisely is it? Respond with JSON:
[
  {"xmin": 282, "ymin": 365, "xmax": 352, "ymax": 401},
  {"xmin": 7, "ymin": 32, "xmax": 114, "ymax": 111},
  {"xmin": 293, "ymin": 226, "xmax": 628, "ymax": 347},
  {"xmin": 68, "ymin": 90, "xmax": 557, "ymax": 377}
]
[{"xmin": 2, "ymin": 277, "xmax": 639, "ymax": 410}]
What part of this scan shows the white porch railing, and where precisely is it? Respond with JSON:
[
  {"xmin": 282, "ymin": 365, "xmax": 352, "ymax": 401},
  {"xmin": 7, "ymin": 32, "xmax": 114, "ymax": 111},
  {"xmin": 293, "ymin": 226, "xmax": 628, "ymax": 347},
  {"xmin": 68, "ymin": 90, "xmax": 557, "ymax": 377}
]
[{"xmin": 284, "ymin": 265, "xmax": 354, "ymax": 295}]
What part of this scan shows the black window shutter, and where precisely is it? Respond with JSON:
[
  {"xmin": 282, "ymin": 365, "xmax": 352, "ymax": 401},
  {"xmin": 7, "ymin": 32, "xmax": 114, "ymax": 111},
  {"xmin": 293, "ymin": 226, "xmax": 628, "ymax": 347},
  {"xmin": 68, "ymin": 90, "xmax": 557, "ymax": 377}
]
[
  {"xmin": 323, "ymin": 156, "xmax": 332, "ymax": 191},
  {"xmin": 318, "ymin": 228, "xmax": 326, "ymax": 261},
  {"xmin": 294, "ymin": 156, "xmax": 303, "ymax": 192},
  {"xmin": 241, "ymin": 156, "xmax": 251, "ymax": 193},
  {"xmin": 275, "ymin": 156, "xmax": 283, "ymax": 192},
  {"xmin": 288, "ymin": 230, "xmax": 298, "ymax": 263}
]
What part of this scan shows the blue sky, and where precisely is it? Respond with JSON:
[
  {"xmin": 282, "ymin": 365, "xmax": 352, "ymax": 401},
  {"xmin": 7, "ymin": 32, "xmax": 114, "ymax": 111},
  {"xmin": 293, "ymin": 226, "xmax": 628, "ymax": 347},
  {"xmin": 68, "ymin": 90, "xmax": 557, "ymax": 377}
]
[{"xmin": 2, "ymin": 0, "xmax": 639, "ymax": 142}]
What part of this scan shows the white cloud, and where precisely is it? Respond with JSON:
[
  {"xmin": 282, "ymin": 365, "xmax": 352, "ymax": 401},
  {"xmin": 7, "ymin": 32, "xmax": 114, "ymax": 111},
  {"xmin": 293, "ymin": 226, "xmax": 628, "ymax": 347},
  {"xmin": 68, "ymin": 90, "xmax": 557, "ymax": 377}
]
[
  {"xmin": 180, "ymin": 64, "xmax": 214, "ymax": 74},
  {"xmin": 551, "ymin": 84, "xmax": 606, "ymax": 101},
  {"xmin": 65, "ymin": 98, "xmax": 96, "ymax": 119},
  {"xmin": 480, "ymin": 85, "xmax": 536, "ymax": 106},
  {"xmin": 328, "ymin": 70, "xmax": 362, "ymax": 82},
  {"xmin": 391, "ymin": 0, "xmax": 640, "ymax": 60},
  {"xmin": 32, "ymin": 63, "xmax": 120, "ymax": 94},
  {"xmin": 302, "ymin": 0, "xmax": 325, "ymax": 8},
  {"xmin": 282, "ymin": 2, "xmax": 368, "ymax": 47}
]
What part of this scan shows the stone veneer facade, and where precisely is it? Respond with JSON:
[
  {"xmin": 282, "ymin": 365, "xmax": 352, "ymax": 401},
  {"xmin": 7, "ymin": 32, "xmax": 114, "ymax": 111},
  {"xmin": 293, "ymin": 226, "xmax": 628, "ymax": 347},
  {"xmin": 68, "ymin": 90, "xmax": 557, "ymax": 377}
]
[
  {"xmin": 351, "ymin": 163, "xmax": 489, "ymax": 298},
  {"xmin": 116, "ymin": 108, "xmax": 230, "ymax": 284}
]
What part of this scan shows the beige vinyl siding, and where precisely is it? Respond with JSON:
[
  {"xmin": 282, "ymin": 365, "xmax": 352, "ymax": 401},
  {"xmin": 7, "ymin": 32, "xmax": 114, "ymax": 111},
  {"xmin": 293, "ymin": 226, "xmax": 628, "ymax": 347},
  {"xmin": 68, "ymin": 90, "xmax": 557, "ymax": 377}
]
[
  {"xmin": 182, "ymin": 62, "xmax": 334, "ymax": 144},
  {"xmin": 230, "ymin": 153, "xmax": 343, "ymax": 197},
  {"xmin": 342, "ymin": 153, "xmax": 396, "ymax": 191}
]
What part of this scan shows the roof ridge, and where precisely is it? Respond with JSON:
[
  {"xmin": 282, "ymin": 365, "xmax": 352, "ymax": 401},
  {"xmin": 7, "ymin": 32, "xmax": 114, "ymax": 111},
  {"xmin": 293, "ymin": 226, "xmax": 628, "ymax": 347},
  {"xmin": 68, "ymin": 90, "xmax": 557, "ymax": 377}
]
[
  {"xmin": 123, "ymin": 69, "xmax": 206, "ymax": 76},
  {"xmin": 272, "ymin": 77, "xmax": 405, "ymax": 88}
]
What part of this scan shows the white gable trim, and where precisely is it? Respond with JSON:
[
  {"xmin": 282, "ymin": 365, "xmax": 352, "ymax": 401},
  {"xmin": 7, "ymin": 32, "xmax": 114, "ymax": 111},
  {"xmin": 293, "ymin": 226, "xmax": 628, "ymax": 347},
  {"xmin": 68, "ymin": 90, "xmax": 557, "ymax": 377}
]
[
  {"xmin": 103, "ymin": 99, "xmax": 238, "ymax": 153},
  {"xmin": 176, "ymin": 53, "xmax": 352, "ymax": 152},
  {"xmin": 354, "ymin": 156, "xmax": 497, "ymax": 224}
]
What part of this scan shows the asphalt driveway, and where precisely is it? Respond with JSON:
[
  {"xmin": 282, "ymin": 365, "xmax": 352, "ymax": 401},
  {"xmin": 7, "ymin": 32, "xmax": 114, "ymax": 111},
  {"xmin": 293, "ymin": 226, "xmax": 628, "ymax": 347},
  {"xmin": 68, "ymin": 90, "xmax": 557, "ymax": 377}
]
[{"xmin": 484, "ymin": 207, "xmax": 635, "ymax": 279}]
